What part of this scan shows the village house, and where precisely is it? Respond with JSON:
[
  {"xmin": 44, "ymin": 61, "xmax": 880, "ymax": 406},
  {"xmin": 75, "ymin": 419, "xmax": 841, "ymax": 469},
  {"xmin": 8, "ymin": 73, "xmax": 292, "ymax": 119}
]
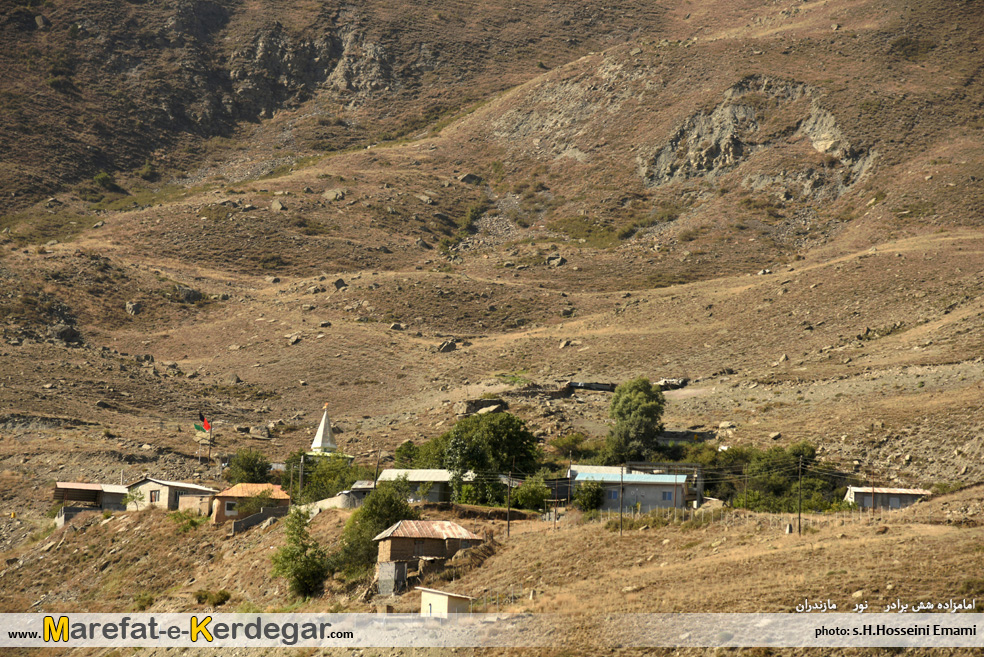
[
  {"xmin": 574, "ymin": 472, "xmax": 689, "ymax": 511},
  {"xmin": 376, "ymin": 469, "xmax": 458, "ymax": 503},
  {"xmin": 373, "ymin": 520, "xmax": 482, "ymax": 595},
  {"xmin": 52, "ymin": 482, "xmax": 128, "ymax": 526},
  {"xmin": 844, "ymin": 486, "xmax": 931, "ymax": 510},
  {"xmin": 212, "ymin": 483, "xmax": 291, "ymax": 524},
  {"xmin": 374, "ymin": 520, "xmax": 482, "ymax": 561},
  {"xmin": 126, "ymin": 477, "xmax": 218, "ymax": 511},
  {"xmin": 417, "ymin": 587, "xmax": 473, "ymax": 617}
]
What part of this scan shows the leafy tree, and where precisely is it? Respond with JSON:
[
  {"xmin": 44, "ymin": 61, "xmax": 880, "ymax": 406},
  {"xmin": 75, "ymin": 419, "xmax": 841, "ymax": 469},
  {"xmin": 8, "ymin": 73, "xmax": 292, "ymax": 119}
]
[
  {"xmin": 394, "ymin": 440, "xmax": 418, "ymax": 468},
  {"xmin": 602, "ymin": 378, "xmax": 666, "ymax": 463},
  {"xmin": 327, "ymin": 478, "xmax": 420, "ymax": 577},
  {"xmin": 444, "ymin": 431, "xmax": 468, "ymax": 503},
  {"xmin": 418, "ymin": 412, "xmax": 540, "ymax": 476},
  {"xmin": 513, "ymin": 473, "xmax": 550, "ymax": 510},
  {"xmin": 271, "ymin": 508, "xmax": 329, "ymax": 597},
  {"xmin": 573, "ymin": 480, "xmax": 605, "ymax": 511},
  {"xmin": 282, "ymin": 451, "xmax": 372, "ymax": 504},
  {"xmin": 236, "ymin": 490, "xmax": 272, "ymax": 518},
  {"xmin": 224, "ymin": 449, "xmax": 270, "ymax": 484},
  {"xmin": 122, "ymin": 489, "xmax": 145, "ymax": 509},
  {"xmin": 549, "ymin": 432, "xmax": 587, "ymax": 460}
]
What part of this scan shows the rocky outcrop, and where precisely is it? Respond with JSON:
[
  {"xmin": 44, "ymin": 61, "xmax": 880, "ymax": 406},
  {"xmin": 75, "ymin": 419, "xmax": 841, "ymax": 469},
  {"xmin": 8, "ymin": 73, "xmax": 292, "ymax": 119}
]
[{"xmin": 638, "ymin": 75, "xmax": 874, "ymax": 201}]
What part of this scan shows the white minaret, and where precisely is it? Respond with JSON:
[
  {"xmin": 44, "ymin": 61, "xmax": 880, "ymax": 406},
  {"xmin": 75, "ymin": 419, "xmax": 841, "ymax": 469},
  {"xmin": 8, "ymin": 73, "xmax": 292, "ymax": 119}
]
[{"xmin": 311, "ymin": 403, "xmax": 337, "ymax": 453}]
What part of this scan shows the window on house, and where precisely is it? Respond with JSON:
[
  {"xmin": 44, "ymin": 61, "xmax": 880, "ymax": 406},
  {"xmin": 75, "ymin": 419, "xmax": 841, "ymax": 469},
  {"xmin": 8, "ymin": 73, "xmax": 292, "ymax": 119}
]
[
  {"xmin": 608, "ymin": 489, "xmax": 619, "ymax": 500},
  {"xmin": 149, "ymin": 490, "xmax": 160, "ymax": 504},
  {"xmin": 413, "ymin": 539, "xmax": 425, "ymax": 557},
  {"xmin": 662, "ymin": 491, "xmax": 673, "ymax": 502},
  {"xmin": 225, "ymin": 501, "xmax": 237, "ymax": 516}
]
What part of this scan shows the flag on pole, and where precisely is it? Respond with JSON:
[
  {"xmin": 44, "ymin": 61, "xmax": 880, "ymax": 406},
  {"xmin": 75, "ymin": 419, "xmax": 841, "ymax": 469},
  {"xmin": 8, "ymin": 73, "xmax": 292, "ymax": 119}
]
[
  {"xmin": 194, "ymin": 423, "xmax": 205, "ymax": 433},
  {"xmin": 198, "ymin": 411, "xmax": 211, "ymax": 432}
]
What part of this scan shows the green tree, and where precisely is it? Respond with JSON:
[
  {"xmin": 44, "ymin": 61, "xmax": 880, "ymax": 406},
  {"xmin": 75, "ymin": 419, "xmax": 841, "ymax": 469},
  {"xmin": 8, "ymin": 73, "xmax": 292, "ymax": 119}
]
[
  {"xmin": 573, "ymin": 480, "xmax": 604, "ymax": 511},
  {"xmin": 122, "ymin": 489, "xmax": 145, "ymax": 509},
  {"xmin": 418, "ymin": 412, "xmax": 540, "ymax": 475},
  {"xmin": 282, "ymin": 452, "xmax": 372, "ymax": 504},
  {"xmin": 271, "ymin": 508, "xmax": 329, "ymax": 597},
  {"xmin": 236, "ymin": 490, "xmax": 272, "ymax": 517},
  {"xmin": 327, "ymin": 478, "xmax": 420, "ymax": 577},
  {"xmin": 225, "ymin": 449, "xmax": 271, "ymax": 484},
  {"xmin": 444, "ymin": 431, "xmax": 467, "ymax": 503},
  {"xmin": 603, "ymin": 378, "xmax": 666, "ymax": 463},
  {"xmin": 549, "ymin": 432, "xmax": 587, "ymax": 460},
  {"xmin": 394, "ymin": 440, "xmax": 418, "ymax": 468},
  {"xmin": 513, "ymin": 472, "xmax": 550, "ymax": 510}
]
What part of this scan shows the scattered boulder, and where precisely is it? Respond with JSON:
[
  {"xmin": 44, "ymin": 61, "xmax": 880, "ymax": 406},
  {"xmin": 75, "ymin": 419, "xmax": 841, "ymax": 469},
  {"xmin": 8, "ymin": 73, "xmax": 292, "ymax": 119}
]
[
  {"xmin": 226, "ymin": 373, "xmax": 241, "ymax": 385},
  {"xmin": 91, "ymin": 220, "xmax": 105, "ymax": 229},
  {"xmin": 48, "ymin": 323, "xmax": 80, "ymax": 343},
  {"xmin": 457, "ymin": 173, "xmax": 482, "ymax": 184},
  {"xmin": 322, "ymin": 189, "xmax": 346, "ymax": 201},
  {"xmin": 287, "ymin": 335, "xmax": 301, "ymax": 346},
  {"xmin": 769, "ymin": 432, "xmax": 782, "ymax": 441},
  {"xmin": 415, "ymin": 194, "xmax": 434, "ymax": 205},
  {"xmin": 95, "ymin": 400, "xmax": 111, "ymax": 409},
  {"xmin": 125, "ymin": 301, "xmax": 142, "ymax": 316},
  {"xmin": 437, "ymin": 339, "xmax": 456, "ymax": 353},
  {"xmin": 172, "ymin": 286, "xmax": 202, "ymax": 303},
  {"xmin": 319, "ymin": 321, "xmax": 332, "ymax": 328},
  {"xmin": 719, "ymin": 421, "xmax": 736, "ymax": 429},
  {"xmin": 35, "ymin": 15, "xmax": 50, "ymax": 29},
  {"xmin": 265, "ymin": 276, "xmax": 281, "ymax": 284},
  {"xmin": 546, "ymin": 255, "xmax": 567, "ymax": 267},
  {"xmin": 416, "ymin": 238, "xmax": 432, "ymax": 250},
  {"xmin": 389, "ymin": 323, "xmax": 406, "ymax": 331},
  {"xmin": 332, "ymin": 278, "xmax": 347, "ymax": 290},
  {"xmin": 560, "ymin": 308, "xmax": 574, "ymax": 317},
  {"xmin": 270, "ymin": 199, "xmax": 286, "ymax": 212}
]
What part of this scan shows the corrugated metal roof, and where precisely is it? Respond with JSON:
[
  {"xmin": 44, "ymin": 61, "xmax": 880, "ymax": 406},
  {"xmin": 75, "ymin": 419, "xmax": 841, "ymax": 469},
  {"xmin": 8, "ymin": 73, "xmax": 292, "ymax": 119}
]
[
  {"xmin": 351, "ymin": 480, "xmax": 376, "ymax": 490},
  {"xmin": 377, "ymin": 469, "xmax": 452, "ymax": 483},
  {"xmin": 215, "ymin": 483, "xmax": 291, "ymax": 499},
  {"xmin": 574, "ymin": 473, "xmax": 689, "ymax": 485},
  {"xmin": 54, "ymin": 482, "xmax": 128, "ymax": 494},
  {"xmin": 373, "ymin": 520, "xmax": 482, "ymax": 542},
  {"xmin": 846, "ymin": 486, "xmax": 931, "ymax": 496},
  {"xmin": 416, "ymin": 587, "xmax": 474, "ymax": 600},
  {"xmin": 127, "ymin": 477, "xmax": 218, "ymax": 493},
  {"xmin": 569, "ymin": 465, "xmax": 626, "ymax": 475}
]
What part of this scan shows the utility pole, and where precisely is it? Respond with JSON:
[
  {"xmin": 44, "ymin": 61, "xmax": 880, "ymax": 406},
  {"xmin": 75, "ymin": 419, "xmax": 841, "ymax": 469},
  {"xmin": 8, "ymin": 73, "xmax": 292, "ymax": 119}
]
[
  {"xmin": 298, "ymin": 454, "xmax": 305, "ymax": 501},
  {"xmin": 506, "ymin": 458, "xmax": 513, "ymax": 539},
  {"xmin": 797, "ymin": 456, "xmax": 803, "ymax": 535},
  {"xmin": 288, "ymin": 461, "xmax": 295, "ymax": 505},
  {"xmin": 373, "ymin": 448, "xmax": 381, "ymax": 490},
  {"xmin": 619, "ymin": 464, "xmax": 624, "ymax": 537},
  {"xmin": 743, "ymin": 464, "xmax": 748, "ymax": 510},
  {"xmin": 567, "ymin": 451, "xmax": 573, "ymax": 506}
]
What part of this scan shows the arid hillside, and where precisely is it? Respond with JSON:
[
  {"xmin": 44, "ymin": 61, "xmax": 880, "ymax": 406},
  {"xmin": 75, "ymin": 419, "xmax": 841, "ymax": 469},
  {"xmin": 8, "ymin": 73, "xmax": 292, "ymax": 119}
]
[{"xmin": 0, "ymin": 0, "xmax": 983, "ymax": 651}]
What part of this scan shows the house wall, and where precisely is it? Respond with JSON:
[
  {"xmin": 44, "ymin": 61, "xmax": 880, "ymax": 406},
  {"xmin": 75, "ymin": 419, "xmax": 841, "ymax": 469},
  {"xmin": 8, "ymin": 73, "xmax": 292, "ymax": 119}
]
[
  {"xmin": 410, "ymin": 482, "xmax": 449, "ymax": 503},
  {"xmin": 378, "ymin": 537, "xmax": 448, "ymax": 562},
  {"xmin": 177, "ymin": 494, "xmax": 214, "ymax": 516},
  {"xmin": 597, "ymin": 483, "xmax": 686, "ymax": 512},
  {"xmin": 100, "ymin": 492, "xmax": 127, "ymax": 511},
  {"xmin": 852, "ymin": 491, "xmax": 923, "ymax": 510},
  {"xmin": 129, "ymin": 481, "xmax": 175, "ymax": 510},
  {"xmin": 212, "ymin": 495, "xmax": 289, "ymax": 524}
]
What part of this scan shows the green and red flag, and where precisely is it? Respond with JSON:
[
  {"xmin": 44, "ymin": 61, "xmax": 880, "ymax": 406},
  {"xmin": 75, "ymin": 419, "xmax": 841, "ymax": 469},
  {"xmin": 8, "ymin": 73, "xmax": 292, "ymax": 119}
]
[{"xmin": 196, "ymin": 411, "xmax": 211, "ymax": 433}]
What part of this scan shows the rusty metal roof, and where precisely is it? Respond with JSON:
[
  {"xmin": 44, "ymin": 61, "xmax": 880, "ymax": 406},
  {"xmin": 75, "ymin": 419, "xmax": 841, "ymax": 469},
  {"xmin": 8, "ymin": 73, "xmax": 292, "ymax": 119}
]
[
  {"xmin": 215, "ymin": 483, "xmax": 291, "ymax": 500},
  {"xmin": 373, "ymin": 520, "xmax": 482, "ymax": 542}
]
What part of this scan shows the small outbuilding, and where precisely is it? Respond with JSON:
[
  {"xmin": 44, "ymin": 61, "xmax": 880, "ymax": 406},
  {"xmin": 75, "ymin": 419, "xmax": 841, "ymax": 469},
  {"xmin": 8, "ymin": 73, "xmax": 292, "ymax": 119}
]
[
  {"xmin": 417, "ymin": 587, "xmax": 473, "ymax": 617},
  {"xmin": 844, "ymin": 486, "xmax": 931, "ymax": 510},
  {"xmin": 52, "ymin": 482, "xmax": 128, "ymax": 526}
]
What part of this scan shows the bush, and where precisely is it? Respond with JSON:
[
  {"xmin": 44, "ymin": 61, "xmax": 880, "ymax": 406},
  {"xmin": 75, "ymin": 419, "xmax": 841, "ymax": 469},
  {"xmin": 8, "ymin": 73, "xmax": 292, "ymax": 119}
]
[
  {"xmin": 225, "ymin": 449, "xmax": 271, "ymax": 484},
  {"xmin": 133, "ymin": 592, "xmax": 154, "ymax": 611},
  {"xmin": 271, "ymin": 509, "xmax": 329, "ymax": 598},
  {"xmin": 93, "ymin": 171, "xmax": 119, "ymax": 191},
  {"xmin": 513, "ymin": 473, "xmax": 550, "ymax": 510},
  {"xmin": 573, "ymin": 481, "xmax": 604, "ymax": 511},
  {"xmin": 45, "ymin": 502, "xmax": 65, "ymax": 519},
  {"xmin": 194, "ymin": 590, "xmax": 231, "ymax": 606},
  {"xmin": 168, "ymin": 510, "xmax": 209, "ymax": 533},
  {"xmin": 394, "ymin": 440, "xmax": 418, "ymax": 468}
]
